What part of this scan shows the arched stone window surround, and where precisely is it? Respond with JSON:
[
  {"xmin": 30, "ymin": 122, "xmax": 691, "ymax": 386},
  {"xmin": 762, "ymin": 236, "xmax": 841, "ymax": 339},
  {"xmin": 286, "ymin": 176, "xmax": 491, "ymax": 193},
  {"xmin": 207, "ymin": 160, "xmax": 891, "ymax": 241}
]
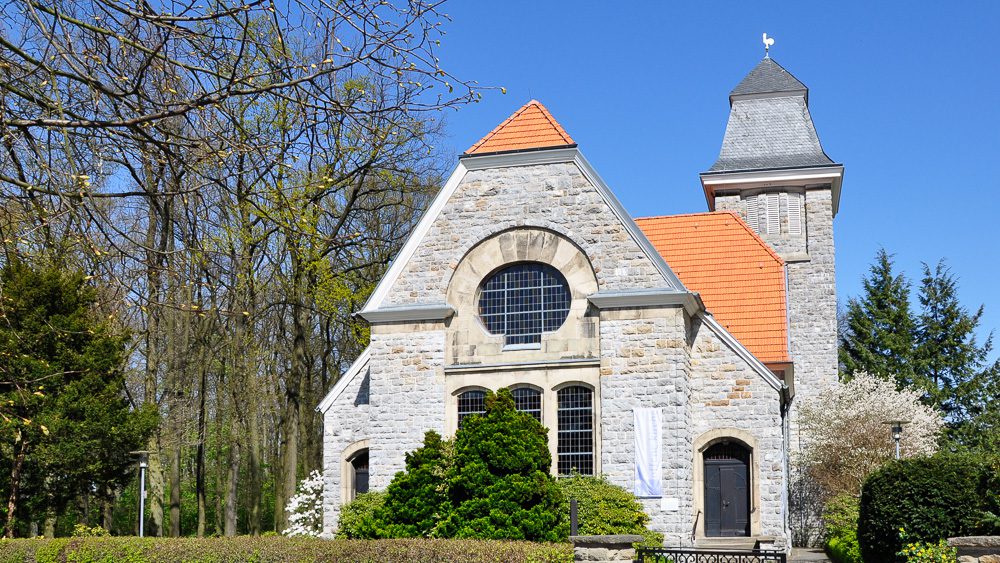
[
  {"xmin": 445, "ymin": 227, "xmax": 599, "ymax": 363},
  {"xmin": 340, "ymin": 439, "xmax": 370, "ymax": 506},
  {"xmin": 692, "ymin": 429, "xmax": 762, "ymax": 540}
]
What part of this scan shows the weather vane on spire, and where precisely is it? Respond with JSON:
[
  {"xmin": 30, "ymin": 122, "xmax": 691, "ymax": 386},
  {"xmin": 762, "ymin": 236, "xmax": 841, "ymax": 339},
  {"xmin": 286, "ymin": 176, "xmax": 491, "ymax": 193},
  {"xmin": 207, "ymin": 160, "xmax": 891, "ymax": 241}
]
[{"xmin": 762, "ymin": 33, "xmax": 775, "ymax": 58}]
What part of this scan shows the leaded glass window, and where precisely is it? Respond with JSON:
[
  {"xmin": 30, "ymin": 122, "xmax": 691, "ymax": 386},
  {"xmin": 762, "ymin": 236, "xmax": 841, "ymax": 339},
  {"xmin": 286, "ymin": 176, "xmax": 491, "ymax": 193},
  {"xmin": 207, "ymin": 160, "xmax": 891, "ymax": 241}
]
[
  {"xmin": 478, "ymin": 262, "xmax": 571, "ymax": 347},
  {"xmin": 557, "ymin": 386, "xmax": 594, "ymax": 475},
  {"xmin": 457, "ymin": 390, "xmax": 486, "ymax": 428},
  {"xmin": 511, "ymin": 387, "xmax": 542, "ymax": 422}
]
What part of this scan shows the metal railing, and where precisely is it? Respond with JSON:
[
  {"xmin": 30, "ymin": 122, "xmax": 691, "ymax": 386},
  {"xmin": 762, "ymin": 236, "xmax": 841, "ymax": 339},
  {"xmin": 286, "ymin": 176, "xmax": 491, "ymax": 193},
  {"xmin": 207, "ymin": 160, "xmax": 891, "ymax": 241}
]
[{"xmin": 636, "ymin": 547, "xmax": 787, "ymax": 563}]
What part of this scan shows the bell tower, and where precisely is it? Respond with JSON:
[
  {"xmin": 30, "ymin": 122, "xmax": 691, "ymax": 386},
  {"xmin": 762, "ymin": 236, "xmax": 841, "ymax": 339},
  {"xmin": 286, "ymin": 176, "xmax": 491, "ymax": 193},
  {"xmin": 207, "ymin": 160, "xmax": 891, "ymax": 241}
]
[{"xmin": 699, "ymin": 57, "xmax": 844, "ymax": 451}]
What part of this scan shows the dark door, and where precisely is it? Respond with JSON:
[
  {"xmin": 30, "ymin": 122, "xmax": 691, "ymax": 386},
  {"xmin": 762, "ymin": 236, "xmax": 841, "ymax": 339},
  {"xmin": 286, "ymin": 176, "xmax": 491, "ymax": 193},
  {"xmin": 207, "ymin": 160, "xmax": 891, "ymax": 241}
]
[
  {"xmin": 351, "ymin": 450, "xmax": 369, "ymax": 496},
  {"xmin": 704, "ymin": 443, "xmax": 750, "ymax": 537}
]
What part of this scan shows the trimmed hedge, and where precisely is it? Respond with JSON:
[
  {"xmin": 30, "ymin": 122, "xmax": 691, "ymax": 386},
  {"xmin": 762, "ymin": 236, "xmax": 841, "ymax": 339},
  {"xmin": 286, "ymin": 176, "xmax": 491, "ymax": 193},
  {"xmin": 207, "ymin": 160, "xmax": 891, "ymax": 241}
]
[
  {"xmin": 858, "ymin": 453, "xmax": 999, "ymax": 562},
  {"xmin": 0, "ymin": 537, "xmax": 574, "ymax": 563}
]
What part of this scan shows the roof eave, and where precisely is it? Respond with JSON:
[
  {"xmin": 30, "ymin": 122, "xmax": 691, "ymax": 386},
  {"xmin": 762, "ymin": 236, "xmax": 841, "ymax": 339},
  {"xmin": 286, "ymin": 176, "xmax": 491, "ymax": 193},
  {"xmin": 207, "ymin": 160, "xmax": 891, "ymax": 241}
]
[
  {"xmin": 699, "ymin": 164, "xmax": 845, "ymax": 217},
  {"xmin": 460, "ymin": 143, "xmax": 578, "ymax": 160},
  {"xmin": 729, "ymin": 89, "xmax": 808, "ymax": 106}
]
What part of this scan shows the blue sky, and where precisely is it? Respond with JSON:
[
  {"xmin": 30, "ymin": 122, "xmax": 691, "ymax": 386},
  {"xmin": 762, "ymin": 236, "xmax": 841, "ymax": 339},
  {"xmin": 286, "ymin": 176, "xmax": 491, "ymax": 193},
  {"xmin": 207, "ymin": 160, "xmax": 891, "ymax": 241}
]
[{"xmin": 432, "ymin": 1, "xmax": 1000, "ymax": 356}]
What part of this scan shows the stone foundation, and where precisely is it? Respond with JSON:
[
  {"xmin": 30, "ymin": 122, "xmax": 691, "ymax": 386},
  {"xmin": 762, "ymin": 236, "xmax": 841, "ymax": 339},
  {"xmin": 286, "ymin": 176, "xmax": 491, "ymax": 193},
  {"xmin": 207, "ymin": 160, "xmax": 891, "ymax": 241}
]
[
  {"xmin": 949, "ymin": 536, "xmax": 1000, "ymax": 563},
  {"xmin": 570, "ymin": 535, "xmax": 645, "ymax": 562}
]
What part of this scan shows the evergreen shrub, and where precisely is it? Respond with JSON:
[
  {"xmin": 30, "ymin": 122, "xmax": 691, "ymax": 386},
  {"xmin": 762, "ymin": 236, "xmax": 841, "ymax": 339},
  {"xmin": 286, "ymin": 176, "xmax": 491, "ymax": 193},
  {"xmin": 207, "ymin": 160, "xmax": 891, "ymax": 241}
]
[
  {"xmin": 365, "ymin": 389, "xmax": 567, "ymax": 541},
  {"xmin": 557, "ymin": 474, "xmax": 662, "ymax": 547},
  {"xmin": 858, "ymin": 453, "xmax": 998, "ymax": 562},
  {"xmin": 336, "ymin": 491, "xmax": 386, "ymax": 539}
]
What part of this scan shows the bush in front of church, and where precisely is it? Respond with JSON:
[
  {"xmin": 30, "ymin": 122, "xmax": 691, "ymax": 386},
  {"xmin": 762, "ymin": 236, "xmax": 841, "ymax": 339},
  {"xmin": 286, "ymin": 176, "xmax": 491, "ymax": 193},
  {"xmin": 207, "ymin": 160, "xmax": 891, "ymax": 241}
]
[
  {"xmin": 374, "ymin": 430, "xmax": 455, "ymax": 538},
  {"xmin": 557, "ymin": 474, "xmax": 663, "ymax": 547},
  {"xmin": 857, "ymin": 453, "xmax": 999, "ymax": 562},
  {"xmin": 336, "ymin": 491, "xmax": 387, "ymax": 539},
  {"xmin": 445, "ymin": 389, "xmax": 567, "ymax": 541},
  {"xmin": 360, "ymin": 389, "xmax": 567, "ymax": 541}
]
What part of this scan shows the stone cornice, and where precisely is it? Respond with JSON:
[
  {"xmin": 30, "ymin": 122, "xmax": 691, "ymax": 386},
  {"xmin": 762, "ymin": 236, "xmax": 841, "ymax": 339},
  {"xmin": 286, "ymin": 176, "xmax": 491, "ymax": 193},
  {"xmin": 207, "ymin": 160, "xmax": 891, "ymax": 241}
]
[
  {"xmin": 587, "ymin": 289, "xmax": 704, "ymax": 315},
  {"xmin": 357, "ymin": 303, "xmax": 455, "ymax": 324}
]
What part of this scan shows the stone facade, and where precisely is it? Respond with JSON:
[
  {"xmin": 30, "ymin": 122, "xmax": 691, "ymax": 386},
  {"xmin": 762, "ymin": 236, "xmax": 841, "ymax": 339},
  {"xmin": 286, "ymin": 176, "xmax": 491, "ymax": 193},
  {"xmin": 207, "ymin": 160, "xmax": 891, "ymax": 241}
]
[
  {"xmin": 319, "ymin": 153, "xmax": 794, "ymax": 549},
  {"xmin": 320, "ymin": 363, "xmax": 371, "ymax": 537},
  {"xmin": 384, "ymin": 162, "xmax": 669, "ymax": 307}
]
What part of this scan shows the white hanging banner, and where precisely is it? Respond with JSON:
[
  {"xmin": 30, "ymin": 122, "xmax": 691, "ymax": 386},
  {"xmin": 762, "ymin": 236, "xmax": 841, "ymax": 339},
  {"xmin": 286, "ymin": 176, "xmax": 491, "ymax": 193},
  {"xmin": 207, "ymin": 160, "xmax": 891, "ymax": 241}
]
[{"xmin": 633, "ymin": 407, "xmax": 663, "ymax": 497}]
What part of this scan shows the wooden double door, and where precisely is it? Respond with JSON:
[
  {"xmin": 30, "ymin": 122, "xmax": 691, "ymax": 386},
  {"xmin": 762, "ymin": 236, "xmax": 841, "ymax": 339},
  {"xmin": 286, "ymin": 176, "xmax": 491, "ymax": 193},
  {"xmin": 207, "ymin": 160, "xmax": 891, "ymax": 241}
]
[{"xmin": 704, "ymin": 442, "xmax": 750, "ymax": 537}]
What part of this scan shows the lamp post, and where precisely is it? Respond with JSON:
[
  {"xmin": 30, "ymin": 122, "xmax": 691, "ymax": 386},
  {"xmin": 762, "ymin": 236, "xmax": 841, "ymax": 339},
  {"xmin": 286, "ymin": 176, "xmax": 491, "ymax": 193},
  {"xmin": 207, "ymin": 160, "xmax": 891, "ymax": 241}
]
[
  {"xmin": 884, "ymin": 421, "xmax": 909, "ymax": 460},
  {"xmin": 130, "ymin": 451, "xmax": 149, "ymax": 537}
]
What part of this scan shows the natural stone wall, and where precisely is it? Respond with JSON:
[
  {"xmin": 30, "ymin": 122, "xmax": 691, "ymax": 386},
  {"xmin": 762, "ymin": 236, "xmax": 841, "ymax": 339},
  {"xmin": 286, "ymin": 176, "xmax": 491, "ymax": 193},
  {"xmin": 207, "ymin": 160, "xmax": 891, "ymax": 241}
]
[
  {"xmin": 689, "ymin": 315, "xmax": 787, "ymax": 547},
  {"xmin": 570, "ymin": 534, "xmax": 645, "ymax": 562},
  {"xmin": 715, "ymin": 186, "xmax": 838, "ymax": 455},
  {"xmin": 786, "ymin": 187, "xmax": 838, "ymax": 452},
  {"xmin": 367, "ymin": 323, "xmax": 447, "ymax": 490},
  {"xmin": 949, "ymin": 536, "xmax": 1000, "ymax": 562},
  {"xmin": 385, "ymin": 162, "xmax": 670, "ymax": 306},
  {"xmin": 598, "ymin": 305, "xmax": 692, "ymax": 546},
  {"xmin": 321, "ymin": 363, "xmax": 371, "ymax": 537}
]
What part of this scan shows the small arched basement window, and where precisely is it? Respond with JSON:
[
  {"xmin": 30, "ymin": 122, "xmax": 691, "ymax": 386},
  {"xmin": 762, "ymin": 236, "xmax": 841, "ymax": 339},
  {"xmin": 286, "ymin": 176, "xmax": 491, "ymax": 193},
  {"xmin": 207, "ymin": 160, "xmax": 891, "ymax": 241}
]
[{"xmin": 478, "ymin": 262, "xmax": 571, "ymax": 348}]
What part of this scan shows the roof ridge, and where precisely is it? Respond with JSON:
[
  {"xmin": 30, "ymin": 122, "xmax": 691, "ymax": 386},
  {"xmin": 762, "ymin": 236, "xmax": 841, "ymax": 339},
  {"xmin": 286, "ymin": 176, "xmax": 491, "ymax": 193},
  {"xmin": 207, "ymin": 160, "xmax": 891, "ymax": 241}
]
[{"xmin": 635, "ymin": 210, "xmax": 729, "ymax": 221}]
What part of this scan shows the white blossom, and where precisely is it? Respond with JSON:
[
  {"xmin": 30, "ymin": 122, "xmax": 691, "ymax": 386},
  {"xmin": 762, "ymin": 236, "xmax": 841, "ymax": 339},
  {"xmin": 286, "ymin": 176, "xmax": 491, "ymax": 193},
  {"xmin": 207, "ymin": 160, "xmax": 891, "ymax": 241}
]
[
  {"xmin": 283, "ymin": 469, "xmax": 324, "ymax": 537},
  {"xmin": 798, "ymin": 373, "xmax": 943, "ymax": 496}
]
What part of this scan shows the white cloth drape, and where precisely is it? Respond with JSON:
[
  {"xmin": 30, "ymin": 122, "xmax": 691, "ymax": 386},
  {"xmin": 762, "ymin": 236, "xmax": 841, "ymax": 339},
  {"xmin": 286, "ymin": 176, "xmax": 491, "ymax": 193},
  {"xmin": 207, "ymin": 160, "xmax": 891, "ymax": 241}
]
[{"xmin": 633, "ymin": 407, "xmax": 663, "ymax": 497}]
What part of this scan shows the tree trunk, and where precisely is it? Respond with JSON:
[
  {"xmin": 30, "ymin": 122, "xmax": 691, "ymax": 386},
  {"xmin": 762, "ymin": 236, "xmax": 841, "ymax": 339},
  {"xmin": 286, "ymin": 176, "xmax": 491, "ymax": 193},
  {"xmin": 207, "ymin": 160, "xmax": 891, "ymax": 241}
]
[
  {"xmin": 196, "ymin": 347, "xmax": 208, "ymax": 537},
  {"xmin": 248, "ymin": 410, "xmax": 262, "ymax": 536},
  {"xmin": 169, "ymin": 439, "xmax": 181, "ymax": 536},
  {"xmin": 4, "ymin": 441, "xmax": 26, "ymax": 538},
  {"xmin": 278, "ymin": 291, "xmax": 307, "ymax": 533},
  {"xmin": 43, "ymin": 514, "xmax": 55, "ymax": 538},
  {"xmin": 224, "ymin": 443, "xmax": 239, "ymax": 536}
]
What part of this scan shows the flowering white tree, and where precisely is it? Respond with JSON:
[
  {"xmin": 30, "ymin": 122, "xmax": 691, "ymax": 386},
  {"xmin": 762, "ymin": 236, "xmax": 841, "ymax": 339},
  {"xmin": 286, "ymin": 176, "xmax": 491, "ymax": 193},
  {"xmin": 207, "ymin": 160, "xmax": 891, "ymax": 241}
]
[
  {"xmin": 283, "ymin": 470, "xmax": 324, "ymax": 537},
  {"xmin": 799, "ymin": 373, "xmax": 943, "ymax": 497}
]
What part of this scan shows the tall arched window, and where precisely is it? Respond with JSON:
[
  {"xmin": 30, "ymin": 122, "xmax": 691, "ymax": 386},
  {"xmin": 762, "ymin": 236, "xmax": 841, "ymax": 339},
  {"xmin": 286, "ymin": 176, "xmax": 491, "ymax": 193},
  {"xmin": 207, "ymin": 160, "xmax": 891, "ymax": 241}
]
[
  {"xmin": 457, "ymin": 389, "xmax": 486, "ymax": 428},
  {"xmin": 557, "ymin": 386, "xmax": 594, "ymax": 475},
  {"xmin": 511, "ymin": 387, "xmax": 542, "ymax": 422},
  {"xmin": 478, "ymin": 262, "xmax": 571, "ymax": 347}
]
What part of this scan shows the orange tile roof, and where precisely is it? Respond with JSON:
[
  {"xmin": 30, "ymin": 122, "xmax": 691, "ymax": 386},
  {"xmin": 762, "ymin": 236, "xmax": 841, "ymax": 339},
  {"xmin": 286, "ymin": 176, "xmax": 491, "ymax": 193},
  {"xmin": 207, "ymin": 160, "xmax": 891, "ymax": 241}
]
[
  {"xmin": 635, "ymin": 211, "xmax": 790, "ymax": 364},
  {"xmin": 465, "ymin": 100, "xmax": 576, "ymax": 155}
]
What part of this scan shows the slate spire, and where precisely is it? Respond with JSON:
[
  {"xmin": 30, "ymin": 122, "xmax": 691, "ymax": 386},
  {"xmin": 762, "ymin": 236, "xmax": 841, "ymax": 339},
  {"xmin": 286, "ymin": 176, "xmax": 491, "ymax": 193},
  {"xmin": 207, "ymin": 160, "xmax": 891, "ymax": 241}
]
[{"xmin": 708, "ymin": 58, "xmax": 836, "ymax": 173}]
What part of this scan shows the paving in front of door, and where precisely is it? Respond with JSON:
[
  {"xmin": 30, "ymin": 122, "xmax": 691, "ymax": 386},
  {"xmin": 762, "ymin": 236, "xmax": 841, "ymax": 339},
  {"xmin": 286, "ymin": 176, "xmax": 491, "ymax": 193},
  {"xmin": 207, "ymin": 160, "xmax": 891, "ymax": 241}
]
[{"xmin": 789, "ymin": 548, "xmax": 832, "ymax": 562}]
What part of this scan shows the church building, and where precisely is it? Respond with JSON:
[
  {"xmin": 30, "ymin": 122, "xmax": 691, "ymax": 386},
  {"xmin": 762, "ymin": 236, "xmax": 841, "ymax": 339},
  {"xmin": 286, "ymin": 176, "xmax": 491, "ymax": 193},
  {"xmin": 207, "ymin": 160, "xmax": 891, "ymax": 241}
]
[{"xmin": 318, "ymin": 56, "xmax": 842, "ymax": 549}]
